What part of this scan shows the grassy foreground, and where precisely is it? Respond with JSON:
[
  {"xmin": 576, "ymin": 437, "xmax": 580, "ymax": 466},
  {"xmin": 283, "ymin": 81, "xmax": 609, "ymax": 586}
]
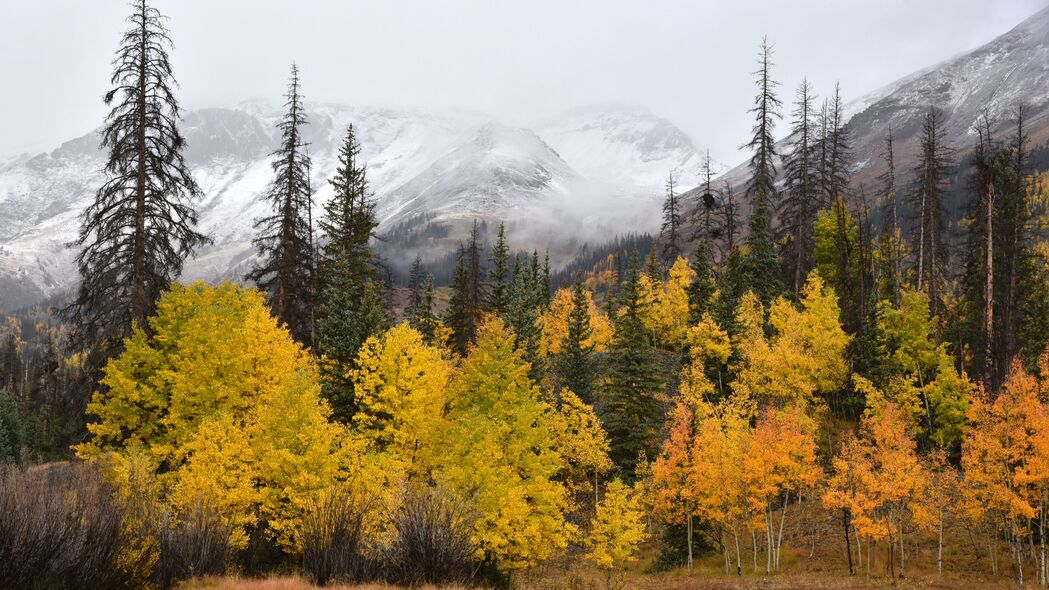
[{"xmin": 181, "ymin": 569, "xmax": 1016, "ymax": 590}]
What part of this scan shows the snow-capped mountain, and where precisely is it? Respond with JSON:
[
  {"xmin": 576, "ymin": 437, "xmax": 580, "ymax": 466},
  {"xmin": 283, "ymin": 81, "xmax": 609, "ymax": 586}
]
[
  {"xmin": 537, "ymin": 102, "xmax": 716, "ymax": 189},
  {"xmin": 684, "ymin": 4, "xmax": 1049, "ymax": 225},
  {"xmin": 0, "ymin": 102, "xmax": 706, "ymax": 310},
  {"xmin": 845, "ymin": 3, "xmax": 1049, "ymax": 183}
]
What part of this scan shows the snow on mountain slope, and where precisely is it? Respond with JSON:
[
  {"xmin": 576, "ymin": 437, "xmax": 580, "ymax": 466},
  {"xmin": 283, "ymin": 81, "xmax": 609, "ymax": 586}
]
[
  {"xmin": 537, "ymin": 102, "xmax": 713, "ymax": 189},
  {"xmin": 685, "ymin": 4, "xmax": 1049, "ymax": 227},
  {"xmin": 0, "ymin": 101, "xmax": 705, "ymax": 309},
  {"xmin": 846, "ymin": 4, "xmax": 1049, "ymax": 181}
]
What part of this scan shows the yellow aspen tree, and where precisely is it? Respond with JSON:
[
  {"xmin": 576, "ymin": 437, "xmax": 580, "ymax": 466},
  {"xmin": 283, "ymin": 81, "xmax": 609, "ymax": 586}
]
[
  {"xmin": 732, "ymin": 273, "xmax": 849, "ymax": 407},
  {"xmin": 542, "ymin": 286, "xmax": 612, "ymax": 355},
  {"xmin": 436, "ymin": 317, "xmax": 572, "ymax": 572},
  {"xmin": 552, "ymin": 388, "xmax": 613, "ymax": 509},
  {"xmin": 641, "ymin": 257, "xmax": 695, "ymax": 350},
  {"xmin": 77, "ymin": 282, "xmax": 368, "ymax": 553},
  {"xmin": 350, "ymin": 322, "xmax": 454, "ymax": 482},
  {"xmin": 586, "ymin": 478, "xmax": 648, "ymax": 590}
]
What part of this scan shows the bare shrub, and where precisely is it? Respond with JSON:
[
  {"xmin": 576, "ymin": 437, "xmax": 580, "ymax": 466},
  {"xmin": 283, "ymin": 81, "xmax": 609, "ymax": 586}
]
[
  {"xmin": 382, "ymin": 485, "xmax": 481, "ymax": 586},
  {"xmin": 0, "ymin": 462, "xmax": 150, "ymax": 590},
  {"xmin": 154, "ymin": 499, "xmax": 232, "ymax": 589},
  {"xmin": 300, "ymin": 484, "xmax": 378, "ymax": 586}
]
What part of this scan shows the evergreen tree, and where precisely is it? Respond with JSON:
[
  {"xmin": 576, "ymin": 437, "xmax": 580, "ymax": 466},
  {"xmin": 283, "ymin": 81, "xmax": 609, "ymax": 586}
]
[
  {"xmin": 644, "ymin": 247, "xmax": 664, "ymax": 281},
  {"xmin": 740, "ymin": 38, "xmax": 783, "ymax": 306},
  {"xmin": 541, "ymin": 251, "xmax": 553, "ymax": 307},
  {"xmin": 68, "ymin": 0, "xmax": 208, "ymax": 365},
  {"xmin": 687, "ymin": 240, "xmax": 717, "ymax": 324},
  {"xmin": 506, "ymin": 256, "xmax": 545, "ymax": 383},
  {"xmin": 406, "ymin": 255, "xmax": 426, "ymax": 319},
  {"xmin": 487, "ymin": 223, "xmax": 511, "ymax": 314},
  {"xmin": 603, "ymin": 253, "xmax": 664, "ymax": 476},
  {"xmin": 410, "ymin": 274, "xmax": 442, "ymax": 346},
  {"xmin": 824, "ymin": 83, "xmax": 852, "ymax": 203},
  {"xmin": 315, "ymin": 124, "xmax": 387, "ymax": 422},
  {"xmin": 779, "ymin": 78, "xmax": 818, "ymax": 293},
  {"xmin": 661, "ymin": 172, "xmax": 685, "ymax": 265},
  {"xmin": 557, "ymin": 280, "xmax": 597, "ymax": 403},
  {"xmin": 0, "ymin": 388, "xmax": 22, "ymax": 465},
  {"xmin": 445, "ymin": 222, "xmax": 485, "ymax": 355},
  {"xmin": 248, "ymin": 64, "xmax": 317, "ymax": 345},
  {"xmin": 876, "ymin": 128, "xmax": 904, "ymax": 306},
  {"xmin": 910, "ymin": 107, "xmax": 954, "ymax": 318}
]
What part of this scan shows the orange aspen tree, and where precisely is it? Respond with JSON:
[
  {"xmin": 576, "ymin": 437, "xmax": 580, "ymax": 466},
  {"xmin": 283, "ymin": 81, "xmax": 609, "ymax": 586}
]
[
  {"xmin": 652, "ymin": 400, "xmax": 702, "ymax": 571},
  {"xmin": 745, "ymin": 405, "xmax": 820, "ymax": 573},
  {"xmin": 825, "ymin": 401, "xmax": 923, "ymax": 579},
  {"xmin": 963, "ymin": 359, "xmax": 1049, "ymax": 586},
  {"xmin": 912, "ymin": 448, "xmax": 958, "ymax": 577}
]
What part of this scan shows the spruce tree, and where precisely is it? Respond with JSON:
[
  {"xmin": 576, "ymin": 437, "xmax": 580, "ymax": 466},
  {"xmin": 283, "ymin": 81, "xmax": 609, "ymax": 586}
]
[
  {"xmin": 910, "ymin": 107, "xmax": 954, "ymax": 318},
  {"xmin": 876, "ymin": 128, "xmax": 904, "ymax": 306},
  {"xmin": 687, "ymin": 240, "xmax": 717, "ymax": 324},
  {"xmin": 740, "ymin": 37, "xmax": 783, "ymax": 306},
  {"xmin": 487, "ymin": 223, "xmax": 511, "ymax": 314},
  {"xmin": 661, "ymin": 172, "xmax": 684, "ymax": 265},
  {"xmin": 315, "ymin": 123, "xmax": 387, "ymax": 422},
  {"xmin": 410, "ymin": 274, "xmax": 442, "ymax": 346},
  {"xmin": 69, "ymin": 0, "xmax": 208, "ymax": 365},
  {"xmin": 406, "ymin": 255, "xmax": 425, "ymax": 319},
  {"xmin": 248, "ymin": 64, "xmax": 317, "ymax": 345},
  {"xmin": 557, "ymin": 280, "xmax": 597, "ymax": 403},
  {"xmin": 506, "ymin": 256, "xmax": 545, "ymax": 383},
  {"xmin": 603, "ymin": 253, "xmax": 664, "ymax": 476},
  {"xmin": 445, "ymin": 222, "xmax": 485, "ymax": 355},
  {"xmin": 779, "ymin": 78, "xmax": 818, "ymax": 293},
  {"xmin": 824, "ymin": 83, "xmax": 853, "ymax": 203}
]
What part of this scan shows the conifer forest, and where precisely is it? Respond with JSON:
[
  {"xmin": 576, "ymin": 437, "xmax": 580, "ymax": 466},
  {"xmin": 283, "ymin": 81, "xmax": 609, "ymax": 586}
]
[{"xmin": 5, "ymin": 1, "xmax": 1049, "ymax": 589}]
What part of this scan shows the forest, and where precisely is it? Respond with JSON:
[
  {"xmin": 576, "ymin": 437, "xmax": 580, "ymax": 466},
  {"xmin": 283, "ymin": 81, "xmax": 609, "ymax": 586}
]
[{"xmin": 3, "ymin": 1, "xmax": 1049, "ymax": 589}]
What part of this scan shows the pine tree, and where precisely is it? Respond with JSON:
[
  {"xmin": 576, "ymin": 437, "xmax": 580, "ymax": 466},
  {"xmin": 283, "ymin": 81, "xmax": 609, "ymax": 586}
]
[
  {"xmin": 740, "ymin": 38, "xmax": 783, "ymax": 306},
  {"xmin": 557, "ymin": 280, "xmax": 597, "ymax": 403},
  {"xmin": 248, "ymin": 64, "xmax": 317, "ymax": 345},
  {"xmin": 445, "ymin": 222, "xmax": 485, "ymax": 355},
  {"xmin": 661, "ymin": 172, "xmax": 684, "ymax": 265},
  {"xmin": 487, "ymin": 223, "xmax": 511, "ymax": 315},
  {"xmin": 910, "ymin": 107, "xmax": 954, "ymax": 318},
  {"xmin": 315, "ymin": 124, "xmax": 387, "ymax": 422},
  {"xmin": 779, "ymin": 78, "xmax": 818, "ymax": 293},
  {"xmin": 68, "ymin": 0, "xmax": 208, "ymax": 365},
  {"xmin": 603, "ymin": 253, "xmax": 664, "ymax": 476}
]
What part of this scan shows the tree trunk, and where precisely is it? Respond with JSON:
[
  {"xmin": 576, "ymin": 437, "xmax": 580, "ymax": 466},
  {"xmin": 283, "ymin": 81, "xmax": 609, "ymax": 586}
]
[
  {"xmin": 844, "ymin": 510, "xmax": 855, "ymax": 576},
  {"xmin": 687, "ymin": 513, "xmax": 694, "ymax": 572},
  {"xmin": 984, "ymin": 182, "xmax": 995, "ymax": 387}
]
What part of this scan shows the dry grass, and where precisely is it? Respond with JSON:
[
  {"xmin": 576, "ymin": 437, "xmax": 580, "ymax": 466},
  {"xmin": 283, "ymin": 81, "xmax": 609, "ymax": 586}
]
[
  {"xmin": 180, "ymin": 576, "xmax": 471, "ymax": 590},
  {"xmin": 181, "ymin": 570, "xmax": 1016, "ymax": 590}
]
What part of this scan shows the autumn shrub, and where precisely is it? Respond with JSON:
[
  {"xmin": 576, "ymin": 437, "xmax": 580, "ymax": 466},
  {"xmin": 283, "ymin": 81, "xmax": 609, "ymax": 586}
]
[
  {"xmin": 0, "ymin": 463, "xmax": 151, "ymax": 590},
  {"xmin": 300, "ymin": 484, "xmax": 378, "ymax": 586},
  {"xmin": 382, "ymin": 486, "xmax": 481, "ymax": 586},
  {"xmin": 154, "ymin": 500, "xmax": 232, "ymax": 589}
]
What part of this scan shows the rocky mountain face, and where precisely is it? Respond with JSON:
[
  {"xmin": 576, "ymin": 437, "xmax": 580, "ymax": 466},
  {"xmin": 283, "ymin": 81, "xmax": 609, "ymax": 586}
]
[
  {"xmin": 0, "ymin": 102, "xmax": 707, "ymax": 310},
  {"xmin": 685, "ymin": 5, "xmax": 1049, "ymax": 229}
]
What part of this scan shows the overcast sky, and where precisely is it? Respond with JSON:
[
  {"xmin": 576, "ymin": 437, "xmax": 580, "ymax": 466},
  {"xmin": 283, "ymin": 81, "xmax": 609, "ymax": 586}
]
[{"xmin": 2, "ymin": 0, "xmax": 1046, "ymax": 162}]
